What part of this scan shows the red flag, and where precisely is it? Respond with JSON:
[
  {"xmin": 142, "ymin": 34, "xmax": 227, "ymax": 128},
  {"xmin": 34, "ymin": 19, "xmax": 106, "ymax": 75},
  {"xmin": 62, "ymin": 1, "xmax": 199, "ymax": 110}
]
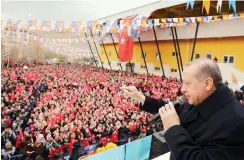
[
  {"xmin": 118, "ymin": 27, "xmax": 133, "ymax": 62},
  {"xmin": 19, "ymin": 128, "xmax": 24, "ymax": 141}
]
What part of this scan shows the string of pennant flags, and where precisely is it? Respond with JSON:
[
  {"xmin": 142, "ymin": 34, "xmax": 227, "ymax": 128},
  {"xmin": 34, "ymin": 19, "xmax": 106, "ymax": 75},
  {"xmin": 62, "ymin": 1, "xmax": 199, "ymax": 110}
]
[
  {"xmin": 2, "ymin": 13, "xmax": 244, "ymax": 57},
  {"xmin": 186, "ymin": 0, "xmax": 237, "ymax": 13},
  {"xmin": 2, "ymin": 13, "xmax": 244, "ymax": 40},
  {"xmin": 2, "ymin": 14, "xmax": 244, "ymax": 37}
]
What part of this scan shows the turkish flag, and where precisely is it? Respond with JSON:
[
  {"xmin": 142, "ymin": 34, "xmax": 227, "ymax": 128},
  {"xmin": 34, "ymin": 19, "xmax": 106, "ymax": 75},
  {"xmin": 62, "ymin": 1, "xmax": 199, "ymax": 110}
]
[{"xmin": 118, "ymin": 28, "xmax": 133, "ymax": 62}]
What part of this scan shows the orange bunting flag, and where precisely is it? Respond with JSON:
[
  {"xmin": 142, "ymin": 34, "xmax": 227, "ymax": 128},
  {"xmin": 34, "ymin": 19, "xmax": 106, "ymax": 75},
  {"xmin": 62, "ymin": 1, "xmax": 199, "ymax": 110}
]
[
  {"xmin": 240, "ymin": 13, "xmax": 244, "ymax": 20},
  {"xmin": 202, "ymin": 0, "xmax": 210, "ymax": 15},
  {"xmin": 46, "ymin": 21, "xmax": 50, "ymax": 27},
  {"xmin": 178, "ymin": 18, "xmax": 184, "ymax": 23},
  {"xmin": 222, "ymin": 15, "xmax": 229, "ymax": 20},
  {"xmin": 214, "ymin": 16, "xmax": 219, "ymax": 21},
  {"xmin": 160, "ymin": 23, "xmax": 165, "ymax": 29}
]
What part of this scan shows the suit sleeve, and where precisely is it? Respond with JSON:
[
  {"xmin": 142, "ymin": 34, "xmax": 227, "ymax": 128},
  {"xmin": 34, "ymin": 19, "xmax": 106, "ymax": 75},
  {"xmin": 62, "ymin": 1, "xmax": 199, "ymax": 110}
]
[
  {"xmin": 139, "ymin": 96, "xmax": 167, "ymax": 114},
  {"xmin": 164, "ymin": 125, "xmax": 233, "ymax": 160}
]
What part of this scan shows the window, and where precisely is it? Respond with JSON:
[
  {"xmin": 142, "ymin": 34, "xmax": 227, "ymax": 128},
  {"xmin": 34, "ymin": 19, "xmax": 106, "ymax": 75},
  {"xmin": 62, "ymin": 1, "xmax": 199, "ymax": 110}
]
[
  {"xmin": 117, "ymin": 63, "xmax": 121, "ymax": 66},
  {"xmin": 223, "ymin": 55, "xmax": 235, "ymax": 64},
  {"xmin": 141, "ymin": 65, "xmax": 146, "ymax": 69},
  {"xmin": 141, "ymin": 52, "xmax": 146, "ymax": 58},
  {"xmin": 206, "ymin": 53, "xmax": 212, "ymax": 59},
  {"xmin": 154, "ymin": 67, "xmax": 160, "ymax": 71},
  {"xmin": 155, "ymin": 52, "xmax": 160, "ymax": 60},
  {"xmin": 223, "ymin": 56, "xmax": 228, "ymax": 63},
  {"xmin": 172, "ymin": 52, "xmax": 176, "ymax": 56},
  {"xmin": 229, "ymin": 56, "xmax": 234, "ymax": 63},
  {"xmin": 171, "ymin": 68, "xmax": 177, "ymax": 72},
  {"xmin": 195, "ymin": 53, "xmax": 200, "ymax": 59}
]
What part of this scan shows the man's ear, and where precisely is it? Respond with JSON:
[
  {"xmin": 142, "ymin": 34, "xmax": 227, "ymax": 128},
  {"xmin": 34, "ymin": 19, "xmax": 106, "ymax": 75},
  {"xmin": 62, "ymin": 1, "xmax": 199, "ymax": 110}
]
[{"xmin": 205, "ymin": 78, "xmax": 214, "ymax": 91}]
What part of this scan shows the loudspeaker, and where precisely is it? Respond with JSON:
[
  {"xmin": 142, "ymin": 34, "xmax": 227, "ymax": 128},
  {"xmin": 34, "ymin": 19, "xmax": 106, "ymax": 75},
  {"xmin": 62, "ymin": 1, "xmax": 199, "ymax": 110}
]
[{"xmin": 149, "ymin": 130, "xmax": 170, "ymax": 159}]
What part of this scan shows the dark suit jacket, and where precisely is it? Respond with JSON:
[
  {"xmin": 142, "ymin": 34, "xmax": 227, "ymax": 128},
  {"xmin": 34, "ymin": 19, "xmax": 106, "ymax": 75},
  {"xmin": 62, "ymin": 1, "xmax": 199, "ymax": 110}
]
[{"xmin": 140, "ymin": 84, "xmax": 244, "ymax": 160}]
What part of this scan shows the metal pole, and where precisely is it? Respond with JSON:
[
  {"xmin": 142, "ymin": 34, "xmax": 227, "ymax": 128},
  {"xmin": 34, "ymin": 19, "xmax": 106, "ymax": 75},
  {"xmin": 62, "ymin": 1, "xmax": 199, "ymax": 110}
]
[
  {"xmin": 173, "ymin": 27, "xmax": 183, "ymax": 71},
  {"xmin": 128, "ymin": 61, "xmax": 133, "ymax": 72},
  {"xmin": 110, "ymin": 33, "xmax": 123, "ymax": 71},
  {"xmin": 7, "ymin": 57, "xmax": 10, "ymax": 68},
  {"xmin": 175, "ymin": 52, "xmax": 182, "ymax": 82},
  {"xmin": 152, "ymin": 25, "xmax": 165, "ymax": 76},
  {"xmin": 90, "ymin": 30, "xmax": 104, "ymax": 68},
  {"xmin": 138, "ymin": 37, "xmax": 148, "ymax": 74},
  {"xmin": 98, "ymin": 32, "xmax": 111, "ymax": 69},
  {"xmin": 190, "ymin": 22, "xmax": 200, "ymax": 61},
  {"xmin": 101, "ymin": 41, "xmax": 112, "ymax": 70},
  {"xmin": 170, "ymin": 27, "xmax": 182, "ymax": 82},
  {"xmin": 84, "ymin": 33, "xmax": 98, "ymax": 67}
]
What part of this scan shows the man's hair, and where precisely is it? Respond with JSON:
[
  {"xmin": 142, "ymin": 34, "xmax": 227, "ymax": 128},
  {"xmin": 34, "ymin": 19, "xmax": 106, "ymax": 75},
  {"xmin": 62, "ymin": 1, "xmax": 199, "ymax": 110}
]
[{"xmin": 185, "ymin": 58, "xmax": 223, "ymax": 87}]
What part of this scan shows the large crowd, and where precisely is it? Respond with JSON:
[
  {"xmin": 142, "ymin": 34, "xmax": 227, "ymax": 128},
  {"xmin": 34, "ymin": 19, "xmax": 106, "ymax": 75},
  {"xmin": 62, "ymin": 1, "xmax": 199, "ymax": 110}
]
[
  {"xmin": 1, "ymin": 63, "xmax": 182, "ymax": 160},
  {"xmin": 1, "ymin": 62, "xmax": 243, "ymax": 160}
]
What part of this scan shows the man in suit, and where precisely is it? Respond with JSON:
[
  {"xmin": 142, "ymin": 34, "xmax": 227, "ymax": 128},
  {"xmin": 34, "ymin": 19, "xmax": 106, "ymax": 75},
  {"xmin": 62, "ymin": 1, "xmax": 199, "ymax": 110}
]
[{"xmin": 121, "ymin": 58, "xmax": 244, "ymax": 160}]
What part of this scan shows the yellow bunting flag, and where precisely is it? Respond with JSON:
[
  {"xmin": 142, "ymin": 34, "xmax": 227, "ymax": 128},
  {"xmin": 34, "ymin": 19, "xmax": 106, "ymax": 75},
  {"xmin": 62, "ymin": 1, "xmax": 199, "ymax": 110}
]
[
  {"xmin": 161, "ymin": 19, "xmax": 166, "ymax": 23},
  {"xmin": 32, "ymin": 20, "xmax": 37, "ymax": 27},
  {"xmin": 202, "ymin": 0, "xmax": 210, "ymax": 15},
  {"xmin": 196, "ymin": 17, "xmax": 203, "ymax": 23},
  {"xmin": 60, "ymin": 21, "xmax": 64, "ymax": 27},
  {"xmin": 142, "ymin": 19, "xmax": 147, "ymax": 25}
]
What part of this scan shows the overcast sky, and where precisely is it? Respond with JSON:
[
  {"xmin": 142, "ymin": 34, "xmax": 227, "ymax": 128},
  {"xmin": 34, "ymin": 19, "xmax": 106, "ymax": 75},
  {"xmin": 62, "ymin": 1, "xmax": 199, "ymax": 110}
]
[{"xmin": 1, "ymin": 0, "xmax": 160, "ymax": 21}]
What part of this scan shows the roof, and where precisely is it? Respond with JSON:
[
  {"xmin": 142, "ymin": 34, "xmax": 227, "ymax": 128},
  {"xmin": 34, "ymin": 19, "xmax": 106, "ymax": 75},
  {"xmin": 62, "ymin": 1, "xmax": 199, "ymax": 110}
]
[
  {"xmin": 96, "ymin": 0, "xmax": 186, "ymax": 22},
  {"xmin": 97, "ymin": 0, "xmax": 244, "ymax": 23}
]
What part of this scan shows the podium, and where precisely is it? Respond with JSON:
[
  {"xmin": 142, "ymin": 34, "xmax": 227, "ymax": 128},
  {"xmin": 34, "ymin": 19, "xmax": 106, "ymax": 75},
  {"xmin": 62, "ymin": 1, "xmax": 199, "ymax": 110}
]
[{"xmin": 149, "ymin": 130, "xmax": 170, "ymax": 159}]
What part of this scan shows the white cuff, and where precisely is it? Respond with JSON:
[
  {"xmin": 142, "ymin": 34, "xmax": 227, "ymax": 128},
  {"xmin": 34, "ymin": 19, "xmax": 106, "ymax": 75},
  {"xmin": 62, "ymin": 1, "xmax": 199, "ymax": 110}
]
[{"xmin": 238, "ymin": 82, "xmax": 244, "ymax": 88}]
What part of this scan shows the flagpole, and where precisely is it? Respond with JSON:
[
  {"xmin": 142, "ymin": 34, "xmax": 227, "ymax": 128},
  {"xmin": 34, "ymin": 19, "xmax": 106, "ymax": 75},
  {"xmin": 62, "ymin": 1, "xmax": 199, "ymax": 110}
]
[
  {"xmin": 84, "ymin": 32, "xmax": 98, "ymax": 67},
  {"xmin": 99, "ymin": 32, "xmax": 112, "ymax": 70},
  {"xmin": 175, "ymin": 52, "xmax": 182, "ymax": 81},
  {"xmin": 138, "ymin": 37, "xmax": 148, "ymax": 74},
  {"xmin": 190, "ymin": 22, "xmax": 200, "ymax": 61},
  {"xmin": 152, "ymin": 25, "xmax": 165, "ymax": 76},
  {"xmin": 90, "ymin": 30, "xmax": 104, "ymax": 69},
  {"xmin": 173, "ymin": 27, "xmax": 183, "ymax": 71},
  {"xmin": 170, "ymin": 27, "xmax": 182, "ymax": 82},
  {"xmin": 128, "ymin": 61, "xmax": 133, "ymax": 72},
  {"xmin": 110, "ymin": 33, "xmax": 123, "ymax": 71}
]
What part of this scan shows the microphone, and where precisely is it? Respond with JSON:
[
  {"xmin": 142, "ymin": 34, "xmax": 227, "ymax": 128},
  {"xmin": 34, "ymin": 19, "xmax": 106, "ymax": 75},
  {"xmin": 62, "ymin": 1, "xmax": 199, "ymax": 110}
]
[{"xmin": 148, "ymin": 96, "xmax": 185, "ymax": 124}]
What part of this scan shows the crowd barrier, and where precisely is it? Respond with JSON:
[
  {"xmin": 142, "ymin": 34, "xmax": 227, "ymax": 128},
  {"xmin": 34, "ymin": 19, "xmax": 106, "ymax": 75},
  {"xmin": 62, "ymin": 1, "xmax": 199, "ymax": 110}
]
[{"xmin": 83, "ymin": 135, "xmax": 152, "ymax": 160}]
